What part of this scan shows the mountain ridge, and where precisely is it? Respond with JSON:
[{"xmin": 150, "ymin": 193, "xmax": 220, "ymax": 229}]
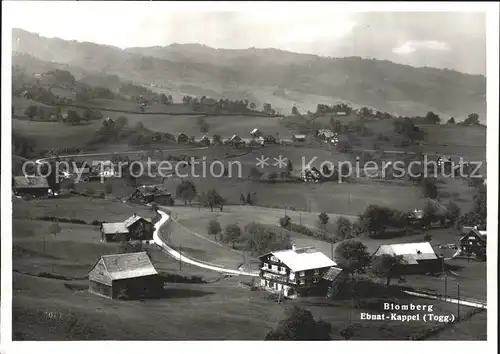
[{"xmin": 12, "ymin": 28, "xmax": 486, "ymax": 120}]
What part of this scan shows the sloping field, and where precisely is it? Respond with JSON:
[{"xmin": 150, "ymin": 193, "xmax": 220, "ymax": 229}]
[
  {"xmin": 12, "ymin": 119, "xmax": 100, "ymax": 149},
  {"xmin": 13, "ymin": 196, "xmax": 156, "ymax": 223}
]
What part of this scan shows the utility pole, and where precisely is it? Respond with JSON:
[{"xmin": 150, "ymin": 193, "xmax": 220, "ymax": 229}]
[
  {"xmin": 299, "ymin": 212, "xmax": 302, "ymax": 225},
  {"xmin": 331, "ymin": 242, "xmax": 334, "ymax": 260},
  {"xmin": 457, "ymin": 283, "xmax": 460, "ymax": 321},
  {"xmin": 179, "ymin": 244, "xmax": 182, "ymax": 271}
]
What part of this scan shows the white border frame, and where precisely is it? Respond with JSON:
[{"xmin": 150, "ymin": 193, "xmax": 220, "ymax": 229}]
[{"xmin": 1, "ymin": 2, "xmax": 498, "ymax": 353}]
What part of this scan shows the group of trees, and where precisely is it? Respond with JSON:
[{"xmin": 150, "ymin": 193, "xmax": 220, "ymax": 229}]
[
  {"xmin": 334, "ymin": 239, "xmax": 406, "ymax": 287},
  {"xmin": 315, "ymin": 103, "xmax": 353, "ymax": 116},
  {"xmin": 207, "ymin": 220, "xmax": 292, "ymax": 255},
  {"xmin": 180, "ymin": 95, "xmax": 262, "ymax": 114}
]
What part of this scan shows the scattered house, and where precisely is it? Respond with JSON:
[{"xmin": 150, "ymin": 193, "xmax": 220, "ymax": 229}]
[
  {"xmin": 91, "ymin": 160, "xmax": 116, "ymax": 177},
  {"xmin": 250, "ymin": 128, "xmax": 261, "ymax": 137},
  {"xmin": 372, "ymin": 242, "xmax": 442, "ymax": 274},
  {"xmin": 103, "ymin": 117, "xmax": 115, "ymax": 126},
  {"xmin": 264, "ymin": 135, "xmax": 277, "ymax": 144},
  {"xmin": 316, "ymin": 129, "xmax": 335, "ymax": 141},
  {"xmin": 12, "ymin": 176, "xmax": 50, "ymax": 198},
  {"xmin": 334, "ymin": 111, "xmax": 348, "ymax": 117},
  {"xmin": 177, "ymin": 132, "xmax": 189, "ymax": 144},
  {"xmin": 89, "ymin": 251, "xmax": 163, "ymax": 299},
  {"xmin": 437, "ymin": 155, "xmax": 452, "ymax": 169},
  {"xmin": 130, "ymin": 185, "xmax": 174, "ymax": 206},
  {"xmin": 292, "ymin": 134, "xmax": 306, "ymax": 142},
  {"xmin": 100, "ymin": 213, "xmax": 154, "ymax": 242},
  {"xmin": 256, "ymin": 136, "xmax": 265, "ymax": 146},
  {"xmin": 259, "ymin": 245, "xmax": 339, "ymax": 298},
  {"xmin": 301, "ymin": 165, "xmax": 322, "ymax": 183},
  {"xmin": 196, "ymin": 135, "xmax": 211, "ymax": 146},
  {"xmin": 408, "ymin": 208, "xmax": 424, "ymax": 226},
  {"xmin": 20, "ymin": 90, "xmax": 32, "ymax": 99},
  {"xmin": 227, "ymin": 134, "xmax": 244, "ymax": 147},
  {"xmin": 458, "ymin": 226, "xmax": 486, "ymax": 257}
]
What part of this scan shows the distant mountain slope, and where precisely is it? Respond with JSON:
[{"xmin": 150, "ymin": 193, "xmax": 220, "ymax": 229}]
[{"xmin": 12, "ymin": 28, "xmax": 486, "ymax": 120}]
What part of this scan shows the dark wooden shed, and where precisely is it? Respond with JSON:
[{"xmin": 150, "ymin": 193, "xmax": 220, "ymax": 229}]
[{"xmin": 89, "ymin": 252, "xmax": 162, "ymax": 299}]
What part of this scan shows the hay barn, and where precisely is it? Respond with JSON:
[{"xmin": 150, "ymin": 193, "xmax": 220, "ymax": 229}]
[{"xmin": 89, "ymin": 252, "xmax": 162, "ymax": 299}]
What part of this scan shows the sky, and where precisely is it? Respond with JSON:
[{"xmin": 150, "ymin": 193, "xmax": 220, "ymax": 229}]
[{"xmin": 6, "ymin": 2, "xmax": 487, "ymax": 75}]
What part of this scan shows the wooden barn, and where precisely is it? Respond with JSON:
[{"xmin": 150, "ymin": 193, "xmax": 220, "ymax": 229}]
[
  {"xmin": 130, "ymin": 185, "xmax": 174, "ymax": 206},
  {"xmin": 12, "ymin": 176, "xmax": 50, "ymax": 198},
  {"xmin": 372, "ymin": 242, "xmax": 442, "ymax": 274},
  {"xmin": 100, "ymin": 213, "xmax": 154, "ymax": 242},
  {"xmin": 89, "ymin": 252, "xmax": 163, "ymax": 299}
]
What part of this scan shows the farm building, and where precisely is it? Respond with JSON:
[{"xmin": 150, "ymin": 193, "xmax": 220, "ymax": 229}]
[
  {"xmin": 12, "ymin": 176, "xmax": 50, "ymax": 198},
  {"xmin": 100, "ymin": 213, "xmax": 154, "ymax": 242},
  {"xmin": 227, "ymin": 134, "xmax": 244, "ymax": 147},
  {"xmin": 91, "ymin": 160, "xmax": 116, "ymax": 177},
  {"xmin": 89, "ymin": 252, "xmax": 163, "ymax": 299},
  {"xmin": 177, "ymin": 133, "xmax": 189, "ymax": 144},
  {"xmin": 292, "ymin": 134, "xmax": 306, "ymax": 142},
  {"xmin": 250, "ymin": 128, "xmax": 261, "ymax": 137},
  {"xmin": 259, "ymin": 245, "xmax": 340, "ymax": 298},
  {"xmin": 264, "ymin": 135, "xmax": 277, "ymax": 144},
  {"xmin": 301, "ymin": 165, "xmax": 322, "ymax": 182},
  {"xmin": 195, "ymin": 135, "xmax": 211, "ymax": 146},
  {"xmin": 458, "ymin": 227, "xmax": 486, "ymax": 259},
  {"xmin": 334, "ymin": 111, "xmax": 347, "ymax": 117},
  {"xmin": 372, "ymin": 242, "xmax": 442, "ymax": 274},
  {"xmin": 130, "ymin": 185, "xmax": 174, "ymax": 206},
  {"xmin": 316, "ymin": 129, "xmax": 335, "ymax": 140}
]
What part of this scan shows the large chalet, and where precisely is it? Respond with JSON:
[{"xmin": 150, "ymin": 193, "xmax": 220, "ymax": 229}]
[
  {"xmin": 458, "ymin": 226, "xmax": 486, "ymax": 259},
  {"xmin": 259, "ymin": 246, "xmax": 344, "ymax": 298}
]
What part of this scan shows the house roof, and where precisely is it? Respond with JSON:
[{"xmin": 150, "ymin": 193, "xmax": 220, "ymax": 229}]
[
  {"xmin": 101, "ymin": 222, "xmax": 128, "ymax": 234},
  {"xmin": 250, "ymin": 128, "xmax": 260, "ymax": 134},
  {"xmin": 124, "ymin": 214, "xmax": 149, "ymax": 228},
  {"xmin": 100, "ymin": 252, "xmax": 159, "ymax": 280},
  {"xmin": 322, "ymin": 266, "xmax": 344, "ymax": 281},
  {"xmin": 13, "ymin": 176, "xmax": 50, "ymax": 189},
  {"xmin": 293, "ymin": 134, "xmax": 306, "ymax": 139},
  {"xmin": 261, "ymin": 247, "xmax": 336, "ymax": 272},
  {"xmin": 461, "ymin": 229, "xmax": 487, "ymax": 241},
  {"xmin": 229, "ymin": 134, "xmax": 242, "ymax": 141},
  {"xmin": 136, "ymin": 185, "xmax": 171, "ymax": 197},
  {"xmin": 374, "ymin": 242, "xmax": 437, "ymax": 264}
]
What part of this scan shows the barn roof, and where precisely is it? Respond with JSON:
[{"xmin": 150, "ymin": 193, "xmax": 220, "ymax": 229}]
[
  {"xmin": 261, "ymin": 247, "xmax": 336, "ymax": 272},
  {"xmin": 100, "ymin": 252, "xmax": 159, "ymax": 280},
  {"xmin": 293, "ymin": 134, "xmax": 306, "ymax": 139},
  {"xmin": 123, "ymin": 214, "xmax": 150, "ymax": 228},
  {"xmin": 13, "ymin": 176, "xmax": 50, "ymax": 189},
  {"xmin": 136, "ymin": 185, "xmax": 171, "ymax": 197},
  {"xmin": 374, "ymin": 242, "xmax": 437, "ymax": 264},
  {"xmin": 101, "ymin": 222, "xmax": 128, "ymax": 234}
]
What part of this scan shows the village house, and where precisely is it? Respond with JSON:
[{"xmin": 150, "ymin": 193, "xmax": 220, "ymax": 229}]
[
  {"xmin": 316, "ymin": 129, "xmax": 335, "ymax": 140},
  {"xmin": 91, "ymin": 160, "xmax": 116, "ymax": 177},
  {"xmin": 227, "ymin": 134, "xmax": 244, "ymax": 147},
  {"xmin": 196, "ymin": 135, "xmax": 211, "ymax": 146},
  {"xmin": 130, "ymin": 185, "xmax": 174, "ymax": 206},
  {"xmin": 292, "ymin": 134, "xmax": 306, "ymax": 142},
  {"xmin": 259, "ymin": 245, "xmax": 341, "ymax": 298},
  {"xmin": 373, "ymin": 242, "xmax": 442, "ymax": 274},
  {"xmin": 177, "ymin": 132, "xmax": 189, "ymax": 144},
  {"xmin": 264, "ymin": 135, "xmax": 277, "ymax": 144},
  {"xmin": 12, "ymin": 176, "xmax": 50, "ymax": 198},
  {"xmin": 250, "ymin": 128, "xmax": 261, "ymax": 137},
  {"xmin": 301, "ymin": 165, "xmax": 322, "ymax": 183},
  {"xmin": 458, "ymin": 226, "xmax": 486, "ymax": 258},
  {"xmin": 100, "ymin": 213, "xmax": 154, "ymax": 242},
  {"xmin": 334, "ymin": 111, "xmax": 348, "ymax": 117},
  {"xmin": 89, "ymin": 251, "xmax": 163, "ymax": 299}
]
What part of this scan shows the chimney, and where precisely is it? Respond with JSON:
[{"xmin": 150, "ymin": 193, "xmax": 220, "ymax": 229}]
[
  {"xmin": 133, "ymin": 213, "xmax": 137, "ymax": 217},
  {"xmin": 292, "ymin": 244, "xmax": 296, "ymax": 252}
]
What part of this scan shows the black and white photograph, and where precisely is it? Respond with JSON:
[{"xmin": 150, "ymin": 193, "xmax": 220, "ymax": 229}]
[{"xmin": 1, "ymin": 1, "xmax": 498, "ymax": 350}]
